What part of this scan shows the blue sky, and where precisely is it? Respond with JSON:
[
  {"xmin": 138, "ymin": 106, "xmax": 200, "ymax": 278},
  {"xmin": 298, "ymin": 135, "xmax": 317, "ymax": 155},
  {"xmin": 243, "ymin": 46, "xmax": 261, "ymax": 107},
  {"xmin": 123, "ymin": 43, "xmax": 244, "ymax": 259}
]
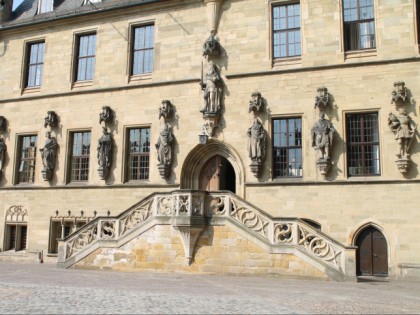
[{"xmin": 13, "ymin": 0, "xmax": 24, "ymax": 10}]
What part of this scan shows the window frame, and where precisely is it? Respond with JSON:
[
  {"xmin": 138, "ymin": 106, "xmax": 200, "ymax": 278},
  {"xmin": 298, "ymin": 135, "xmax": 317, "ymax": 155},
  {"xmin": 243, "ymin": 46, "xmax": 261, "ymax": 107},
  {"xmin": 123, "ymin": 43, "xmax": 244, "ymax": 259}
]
[
  {"xmin": 272, "ymin": 116, "xmax": 303, "ymax": 179},
  {"xmin": 345, "ymin": 111, "xmax": 381, "ymax": 177},
  {"xmin": 342, "ymin": 0, "xmax": 376, "ymax": 52},
  {"xmin": 124, "ymin": 126, "xmax": 151, "ymax": 182},
  {"xmin": 23, "ymin": 41, "xmax": 45, "ymax": 90},
  {"xmin": 73, "ymin": 32, "xmax": 97, "ymax": 83},
  {"xmin": 271, "ymin": 2, "xmax": 302, "ymax": 60},
  {"xmin": 67, "ymin": 130, "xmax": 91, "ymax": 183},
  {"xmin": 14, "ymin": 134, "xmax": 38, "ymax": 185},
  {"xmin": 128, "ymin": 23, "xmax": 155, "ymax": 79},
  {"xmin": 48, "ymin": 218, "xmax": 88, "ymax": 254},
  {"xmin": 37, "ymin": 0, "xmax": 53, "ymax": 14}
]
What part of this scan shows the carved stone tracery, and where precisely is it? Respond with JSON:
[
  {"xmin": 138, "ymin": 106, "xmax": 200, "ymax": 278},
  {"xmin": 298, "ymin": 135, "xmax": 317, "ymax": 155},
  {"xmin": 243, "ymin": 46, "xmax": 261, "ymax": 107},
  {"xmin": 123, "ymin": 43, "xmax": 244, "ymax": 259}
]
[{"xmin": 5, "ymin": 205, "xmax": 28, "ymax": 222}]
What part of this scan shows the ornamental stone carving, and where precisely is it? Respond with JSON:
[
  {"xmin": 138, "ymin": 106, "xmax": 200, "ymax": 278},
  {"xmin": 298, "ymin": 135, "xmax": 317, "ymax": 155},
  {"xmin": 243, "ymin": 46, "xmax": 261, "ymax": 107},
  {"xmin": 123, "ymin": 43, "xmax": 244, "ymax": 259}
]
[
  {"xmin": 247, "ymin": 119, "xmax": 266, "ymax": 177},
  {"xmin": 388, "ymin": 108, "xmax": 417, "ymax": 174},
  {"xmin": 99, "ymin": 106, "xmax": 113, "ymax": 125},
  {"xmin": 155, "ymin": 123, "xmax": 174, "ymax": 178},
  {"xmin": 311, "ymin": 113, "xmax": 335, "ymax": 177},
  {"xmin": 44, "ymin": 111, "xmax": 59, "ymax": 128},
  {"xmin": 97, "ymin": 127, "xmax": 113, "ymax": 180},
  {"xmin": 40, "ymin": 131, "xmax": 58, "ymax": 181},
  {"xmin": 391, "ymin": 81, "xmax": 408, "ymax": 105},
  {"xmin": 314, "ymin": 87, "xmax": 330, "ymax": 109},
  {"xmin": 249, "ymin": 92, "xmax": 264, "ymax": 113},
  {"xmin": 203, "ymin": 31, "xmax": 221, "ymax": 58},
  {"xmin": 158, "ymin": 100, "xmax": 174, "ymax": 121}
]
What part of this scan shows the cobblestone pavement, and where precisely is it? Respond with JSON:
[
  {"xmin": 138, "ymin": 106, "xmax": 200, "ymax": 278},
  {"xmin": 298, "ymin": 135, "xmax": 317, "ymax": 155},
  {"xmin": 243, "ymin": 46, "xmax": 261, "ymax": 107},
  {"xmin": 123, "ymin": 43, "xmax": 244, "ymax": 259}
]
[{"xmin": 0, "ymin": 263, "xmax": 419, "ymax": 314}]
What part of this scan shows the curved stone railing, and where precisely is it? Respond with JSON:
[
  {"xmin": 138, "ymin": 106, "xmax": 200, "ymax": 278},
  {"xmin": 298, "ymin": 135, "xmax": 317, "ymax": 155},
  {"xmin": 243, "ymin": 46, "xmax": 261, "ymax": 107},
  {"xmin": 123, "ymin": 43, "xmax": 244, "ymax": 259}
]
[{"xmin": 57, "ymin": 190, "xmax": 356, "ymax": 281}]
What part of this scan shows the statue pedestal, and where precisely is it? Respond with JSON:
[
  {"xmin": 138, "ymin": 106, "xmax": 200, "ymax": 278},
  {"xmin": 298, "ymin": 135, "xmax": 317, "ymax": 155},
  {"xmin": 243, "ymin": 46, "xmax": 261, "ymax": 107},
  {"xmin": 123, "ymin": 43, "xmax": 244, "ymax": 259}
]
[
  {"xmin": 202, "ymin": 113, "xmax": 220, "ymax": 137},
  {"xmin": 158, "ymin": 164, "xmax": 170, "ymax": 178},
  {"xmin": 250, "ymin": 160, "xmax": 262, "ymax": 177},
  {"xmin": 41, "ymin": 168, "xmax": 52, "ymax": 181},
  {"xmin": 316, "ymin": 159, "xmax": 331, "ymax": 178},
  {"xmin": 395, "ymin": 158, "xmax": 410, "ymax": 174},
  {"xmin": 98, "ymin": 166, "xmax": 109, "ymax": 180}
]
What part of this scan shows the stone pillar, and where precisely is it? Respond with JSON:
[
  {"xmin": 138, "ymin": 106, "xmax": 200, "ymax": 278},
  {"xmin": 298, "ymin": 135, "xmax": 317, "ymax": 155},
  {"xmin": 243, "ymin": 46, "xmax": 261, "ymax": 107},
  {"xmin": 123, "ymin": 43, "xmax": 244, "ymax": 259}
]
[{"xmin": 203, "ymin": 0, "xmax": 224, "ymax": 34}]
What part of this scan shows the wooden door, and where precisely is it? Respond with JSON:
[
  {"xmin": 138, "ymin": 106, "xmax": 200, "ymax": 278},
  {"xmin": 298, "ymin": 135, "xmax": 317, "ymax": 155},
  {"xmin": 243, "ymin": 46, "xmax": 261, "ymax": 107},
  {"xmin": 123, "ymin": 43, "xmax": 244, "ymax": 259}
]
[
  {"xmin": 356, "ymin": 226, "xmax": 388, "ymax": 276},
  {"xmin": 199, "ymin": 155, "xmax": 222, "ymax": 191}
]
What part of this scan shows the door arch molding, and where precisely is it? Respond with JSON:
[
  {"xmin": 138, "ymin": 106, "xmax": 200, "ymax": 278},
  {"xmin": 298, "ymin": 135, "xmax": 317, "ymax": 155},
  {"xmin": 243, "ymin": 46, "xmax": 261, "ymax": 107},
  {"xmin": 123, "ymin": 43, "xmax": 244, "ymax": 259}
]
[{"xmin": 180, "ymin": 139, "xmax": 245, "ymax": 197}]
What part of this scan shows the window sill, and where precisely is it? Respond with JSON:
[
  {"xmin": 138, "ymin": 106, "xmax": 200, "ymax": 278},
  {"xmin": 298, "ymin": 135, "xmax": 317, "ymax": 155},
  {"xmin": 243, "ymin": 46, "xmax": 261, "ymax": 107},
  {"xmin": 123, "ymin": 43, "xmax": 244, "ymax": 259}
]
[
  {"xmin": 345, "ymin": 49, "xmax": 377, "ymax": 60},
  {"xmin": 72, "ymin": 80, "xmax": 93, "ymax": 89},
  {"xmin": 0, "ymin": 250, "xmax": 28, "ymax": 256},
  {"xmin": 271, "ymin": 177, "xmax": 303, "ymax": 183},
  {"xmin": 66, "ymin": 182, "xmax": 90, "ymax": 186},
  {"xmin": 129, "ymin": 73, "xmax": 152, "ymax": 83},
  {"xmin": 22, "ymin": 86, "xmax": 41, "ymax": 95},
  {"xmin": 272, "ymin": 56, "xmax": 301, "ymax": 68}
]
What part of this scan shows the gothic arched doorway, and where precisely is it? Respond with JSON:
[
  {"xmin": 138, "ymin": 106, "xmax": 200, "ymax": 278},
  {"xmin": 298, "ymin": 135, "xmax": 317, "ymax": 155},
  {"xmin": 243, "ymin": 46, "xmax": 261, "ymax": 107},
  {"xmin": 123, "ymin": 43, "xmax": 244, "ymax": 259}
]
[
  {"xmin": 199, "ymin": 155, "xmax": 236, "ymax": 193},
  {"xmin": 355, "ymin": 226, "xmax": 388, "ymax": 276}
]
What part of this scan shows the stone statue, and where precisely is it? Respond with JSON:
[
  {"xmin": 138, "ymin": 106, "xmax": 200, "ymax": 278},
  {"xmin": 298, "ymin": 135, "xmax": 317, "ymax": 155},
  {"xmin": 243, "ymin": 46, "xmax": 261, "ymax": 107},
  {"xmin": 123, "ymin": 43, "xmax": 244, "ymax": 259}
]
[
  {"xmin": 247, "ymin": 119, "xmax": 266, "ymax": 164},
  {"xmin": 0, "ymin": 138, "xmax": 6, "ymax": 176},
  {"xmin": 40, "ymin": 131, "xmax": 58, "ymax": 180},
  {"xmin": 97, "ymin": 127, "xmax": 112, "ymax": 179},
  {"xmin": 155, "ymin": 123, "xmax": 174, "ymax": 178},
  {"xmin": 311, "ymin": 113, "xmax": 334, "ymax": 160},
  {"xmin": 388, "ymin": 108, "xmax": 416, "ymax": 158},
  {"xmin": 200, "ymin": 63, "xmax": 223, "ymax": 114}
]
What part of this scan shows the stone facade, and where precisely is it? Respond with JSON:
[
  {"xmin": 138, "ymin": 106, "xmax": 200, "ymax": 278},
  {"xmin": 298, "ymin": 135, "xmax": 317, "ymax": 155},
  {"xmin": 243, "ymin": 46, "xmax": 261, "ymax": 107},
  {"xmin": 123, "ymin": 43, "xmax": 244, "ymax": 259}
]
[{"xmin": 0, "ymin": 0, "xmax": 419, "ymax": 280}]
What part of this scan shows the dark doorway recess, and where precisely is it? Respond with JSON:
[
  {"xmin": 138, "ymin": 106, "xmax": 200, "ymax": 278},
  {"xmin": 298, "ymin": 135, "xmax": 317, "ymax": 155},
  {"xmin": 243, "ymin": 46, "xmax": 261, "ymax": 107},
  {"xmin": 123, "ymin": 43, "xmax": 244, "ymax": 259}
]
[{"xmin": 199, "ymin": 155, "xmax": 236, "ymax": 194}]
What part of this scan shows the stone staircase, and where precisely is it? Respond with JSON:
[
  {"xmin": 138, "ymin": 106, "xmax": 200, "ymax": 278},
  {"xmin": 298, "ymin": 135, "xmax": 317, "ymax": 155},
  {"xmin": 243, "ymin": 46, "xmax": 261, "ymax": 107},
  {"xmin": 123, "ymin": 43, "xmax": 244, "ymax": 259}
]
[{"xmin": 57, "ymin": 190, "xmax": 356, "ymax": 281}]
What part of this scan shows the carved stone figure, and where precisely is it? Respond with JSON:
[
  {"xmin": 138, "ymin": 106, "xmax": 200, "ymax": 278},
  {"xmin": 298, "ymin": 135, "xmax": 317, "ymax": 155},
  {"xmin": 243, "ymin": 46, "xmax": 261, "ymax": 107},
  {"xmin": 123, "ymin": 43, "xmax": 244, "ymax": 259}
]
[
  {"xmin": 388, "ymin": 108, "xmax": 416, "ymax": 159},
  {"xmin": 314, "ymin": 87, "xmax": 330, "ymax": 109},
  {"xmin": 200, "ymin": 63, "xmax": 223, "ymax": 115},
  {"xmin": 159, "ymin": 100, "xmax": 174, "ymax": 120},
  {"xmin": 202, "ymin": 31, "xmax": 221, "ymax": 58},
  {"xmin": 391, "ymin": 81, "xmax": 408, "ymax": 104},
  {"xmin": 0, "ymin": 138, "xmax": 6, "ymax": 177},
  {"xmin": 247, "ymin": 119, "xmax": 266, "ymax": 164},
  {"xmin": 44, "ymin": 111, "xmax": 58, "ymax": 128},
  {"xmin": 249, "ymin": 92, "xmax": 264, "ymax": 113},
  {"xmin": 99, "ymin": 106, "xmax": 113, "ymax": 125},
  {"xmin": 311, "ymin": 113, "xmax": 335, "ymax": 160},
  {"xmin": 97, "ymin": 127, "xmax": 112, "ymax": 180},
  {"xmin": 40, "ymin": 131, "xmax": 58, "ymax": 181},
  {"xmin": 155, "ymin": 123, "xmax": 174, "ymax": 178}
]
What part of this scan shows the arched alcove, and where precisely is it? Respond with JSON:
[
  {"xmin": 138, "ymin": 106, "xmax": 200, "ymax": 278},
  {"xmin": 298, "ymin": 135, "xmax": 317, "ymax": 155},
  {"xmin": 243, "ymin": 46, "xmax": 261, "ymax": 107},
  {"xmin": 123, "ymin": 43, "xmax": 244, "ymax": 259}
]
[{"xmin": 180, "ymin": 139, "xmax": 245, "ymax": 197}]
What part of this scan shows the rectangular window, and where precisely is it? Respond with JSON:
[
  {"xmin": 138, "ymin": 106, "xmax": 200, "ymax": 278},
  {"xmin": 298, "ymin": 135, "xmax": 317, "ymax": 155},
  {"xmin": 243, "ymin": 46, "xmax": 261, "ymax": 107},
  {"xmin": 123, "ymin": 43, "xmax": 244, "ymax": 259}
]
[
  {"xmin": 75, "ymin": 33, "xmax": 96, "ymax": 82},
  {"xmin": 272, "ymin": 3, "xmax": 301, "ymax": 59},
  {"xmin": 273, "ymin": 117, "xmax": 302, "ymax": 178},
  {"xmin": 17, "ymin": 135, "xmax": 37, "ymax": 183},
  {"xmin": 343, "ymin": 0, "xmax": 375, "ymax": 51},
  {"xmin": 4, "ymin": 224, "xmax": 27, "ymax": 251},
  {"xmin": 38, "ymin": 0, "xmax": 53, "ymax": 14},
  {"xmin": 48, "ymin": 220, "xmax": 87, "ymax": 254},
  {"xmin": 26, "ymin": 42, "xmax": 45, "ymax": 88},
  {"xmin": 127, "ymin": 127, "xmax": 150, "ymax": 180},
  {"xmin": 417, "ymin": 0, "xmax": 420, "ymax": 46},
  {"xmin": 70, "ymin": 131, "xmax": 91, "ymax": 182},
  {"xmin": 131, "ymin": 25, "xmax": 154, "ymax": 75},
  {"xmin": 346, "ymin": 112, "xmax": 380, "ymax": 176}
]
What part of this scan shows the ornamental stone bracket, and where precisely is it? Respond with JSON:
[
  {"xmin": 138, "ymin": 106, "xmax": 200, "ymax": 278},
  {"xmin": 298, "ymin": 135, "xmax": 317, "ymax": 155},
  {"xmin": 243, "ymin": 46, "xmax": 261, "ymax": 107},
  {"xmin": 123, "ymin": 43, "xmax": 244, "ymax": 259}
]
[
  {"xmin": 314, "ymin": 86, "xmax": 330, "ymax": 110},
  {"xmin": 173, "ymin": 226, "xmax": 204, "ymax": 265},
  {"xmin": 391, "ymin": 81, "xmax": 408, "ymax": 105}
]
